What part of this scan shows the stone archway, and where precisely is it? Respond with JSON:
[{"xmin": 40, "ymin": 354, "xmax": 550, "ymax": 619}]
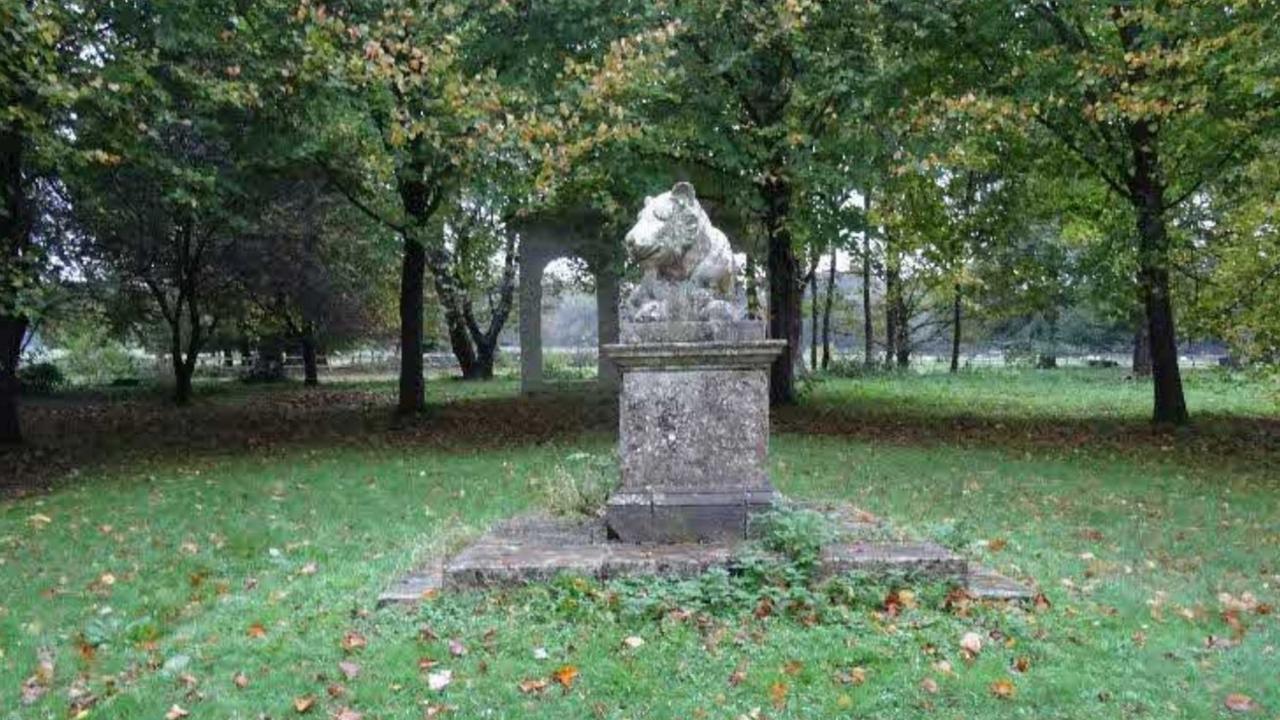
[{"xmin": 511, "ymin": 208, "xmax": 621, "ymax": 394}]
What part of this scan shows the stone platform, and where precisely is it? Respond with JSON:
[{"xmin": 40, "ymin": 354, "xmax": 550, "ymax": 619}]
[{"xmin": 378, "ymin": 503, "xmax": 1034, "ymax": 605}]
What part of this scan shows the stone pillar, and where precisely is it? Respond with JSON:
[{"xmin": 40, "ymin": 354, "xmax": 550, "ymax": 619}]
[
  {"xmin": 603, "ymin": 321, "xmax": 785, "ymax": 543},
  {"xmin": 519, "ymin": 256, "xmax": 545, "ymax": 394},
  {"xmin": 595, "ymin": 268, "xmax": 621, "ymax": 390}
]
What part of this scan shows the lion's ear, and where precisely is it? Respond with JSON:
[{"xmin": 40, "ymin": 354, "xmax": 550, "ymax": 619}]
[{"xmin": 671, "ymin": 182, "xmax": 696, "ymax": 205}]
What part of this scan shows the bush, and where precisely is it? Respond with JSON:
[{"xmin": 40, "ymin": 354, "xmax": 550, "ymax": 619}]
[
  {"xmin": 750, "ymin": 507, "xmax": 837, "ymax": 567},
  {"xmin": 19, "ymin": 362, "xmax": 66, "ymax": 395},
  {"xmin": 534, "ymin": 452, "xmax": 618, "ymax": 517}
]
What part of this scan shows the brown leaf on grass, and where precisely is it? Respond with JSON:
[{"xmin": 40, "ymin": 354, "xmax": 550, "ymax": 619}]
[
  {"xmin": 781, "ymin": 660, "xmax": 803, "ymax": 676},
  {"xmin": 419, "ymin": 625, "xmax": 439, "ymax": 642},
  {"xmin": 989, "ymin": 678, "xmax": 1016, "ymax": 699},
  {"xmin": 294, "ymin": 695, "xmax": 317, "ymax": 713},
  {"xmin": 1224, "ymin": 694, "xmax": 1256, "ymax": 713},
  {"xmin": 552, "ymin": 665, "xmax": 579, "ymax": 689},
  {"xmin": 518, "ymin": 678, "xmax": 549, "ymax": 694},
  {"xmin": 326, "ymin": 684, "xmax": 346, "ymax": 698},
  {"xmin": 1013, "ymin": 656, "xmax": 1031, "ymax": 673},
  {"xmin": 920, "ymin": 677, "xmax": 939, "ymax": 694},
  {"xmin": 424, "ymin": 704, "xmax": 448, "ymax": 717},
  {"xmin": 333, "ymin": 708, "xmax": 363, "ymax": 720},
  {"xmin": 165, "ymin": 705, "xmax": 190, "ymax": 720},
  {"xmin": 769, "ymin": 681, "xmax": 789, "ymax": 710},
  {"xmin": 944, "ymin": 587, "xmax": 975, "ymax": 615},
  {"xmin": 753, "ymin": 596, "xmax": 773, "ymax": 620},
  {"xmin": 338, "ymin": 661, "xmax": 361, "ymax": 680},
  {"xmin": 418, "ymin": 657, "xmax": 439, "ymax": 672},
  {"xmin": 728, "ymin": 667, "xmax": 748, "ymax": 686},
  {"xmin": 960, "ymin": 632, "xmax": 983, "ymax": 657},
  {"xmin": 834, "ymin": 667, "xmax": 867, "ymax": 686},
  {"xmin": 233, "ymin": 671, "xmax": 249, "ymax": 689},
  {"xmin": 247, "ymin": 623, "xmax": 267, "ymax": 638},
  {"xmin": 448, "ymin": 638, "xmax": 466, "ymax": 657},
  {"xmin": 1032, "ymin": 593, "xmax": 1052, "ymax": 613},
  {"xmin": 342, "ymin": 631, "xmax": 367, "ymax": 652},
  {"xmin": 987, "ymin": 538, "xmax": 1008, "ymax": 552},
  {"xmin": 20, "ymin": 649, "xmax": 55, "ymax": 705}
]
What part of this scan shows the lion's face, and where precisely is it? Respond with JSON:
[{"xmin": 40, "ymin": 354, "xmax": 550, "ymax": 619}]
[{"xmin": 625, "ymin": 182, "xmax": 703, "ymax": 268}]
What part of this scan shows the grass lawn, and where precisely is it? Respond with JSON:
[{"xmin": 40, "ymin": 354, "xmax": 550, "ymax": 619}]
[{"xmin": 2, "ymin": 369, "xmax": 1278, "ymax": 718}]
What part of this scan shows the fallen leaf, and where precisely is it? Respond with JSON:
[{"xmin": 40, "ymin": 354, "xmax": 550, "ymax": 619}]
[
  {"xmin": 961, "ymin": 632, "xmax": 983, "ymax": 657},
  {"xmin": 338, "ymin": 661, "xmax": 361, "ymax": 680},
  {"xmin": 518, "ymin": 678, "xmax": 549, "ymax": 694},
  {"xmin": 233, "ymin": 671, "xmax": 249, "ymax": 689},
  {"xmin": 166, "ymin": 705, "xmax": 191, "ymax": 720},
  {"xmin": 1013, "ymin": 656, "xmax": 1031, "ymax": 673},
  {"xmin": 300, "ymin": 563, "xmax": 318, "ymax": 576},
  {"xmin": 1033, "ymin": 593, "xmax": 1051, "ymax": 613},
  {"xmin": 333, "ymin": 708, "xmax": 363, "ymax": 720},
  {"xmin": 418, "ymin": 657, "xmax": 439, "ymax": 672},
  {"xmin": 933, "ymin": 660, "xmax": 953, "ymax": 675},
  {"xmin": 327, "ymin": 684, "xmax": 346, "ymax": 698},
  {"xmin": 988, "ymin": 538, "xmax": 1008, "ymax": 552},
  {"xmin": 552, "ymin": 665, "xmax": 579, "ymax": 688},
  {"xmin": 1224, "ymin": 694, "xmax": 1256, "ymax": 713},
  {"xmin": 835, "ymin": 666, "xmax": 867, "ymax": 685},
  {"xmin": 728, "ymin": 668, "xmax": 748, "ymax": 686},
  {"xmin": 782, "ymin": 659, "xmax": 803, "ymax": 676},
  {"xmin": 294, "ymin": 695, "xmax": 316, "ymax": 713},
  {"xmin": 342, "ymin": 631, "xmax": 367, "ymax": 652},
  {"xmin": 448, "ymin": 638, "xmax": 466, "ymax": 657},
  {"xmin": 247, "ymin": 623, "xmax": 267, "ymax": 639},
  {"xmin": 622, "ymin": 636, "xmax": 645, "ymax": 649},
  {"xmin": 27, "ymin": 513, "xmax": 53, "ymax": 529},
  {"xmin": 989, "ymin": 678, "xmax": 1016, "ymax": 699},
  {"xmin": 424, "ymin": 704, "xmax": 448, "ymax": 717},
  {"xmin": 920, "ymin": 677, "xmax": 939, "ymax": 694},
  {"xmin": 427, "ymin": 670, "xmax": 452, "ymax": 692},
  {"xmin": 769, "ymin": 681, "xmax": 789, "ymax": 710}
]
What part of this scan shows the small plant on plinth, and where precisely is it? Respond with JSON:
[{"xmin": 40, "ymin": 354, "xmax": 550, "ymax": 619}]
[{"xmin": 533, "ymin": 452, "xmax": 619, "ymax": 517}]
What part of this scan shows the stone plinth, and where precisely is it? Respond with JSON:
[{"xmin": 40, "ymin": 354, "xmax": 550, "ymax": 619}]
[{"xmin": 602, "ymin": 321, "xmax": 785, "ymax": 543}]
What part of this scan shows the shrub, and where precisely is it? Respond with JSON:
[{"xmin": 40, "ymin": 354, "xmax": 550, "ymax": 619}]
[
  {"xmin": 535, "ymin": 452, "xmax": 618, "ymax": 517},
  {"xmin": 750, "ymin": 507, "xmax": 837, "ymax": 567},
  {"xmin": 18, "ymin": 362, "xmax": 66, "ymax": 395}
]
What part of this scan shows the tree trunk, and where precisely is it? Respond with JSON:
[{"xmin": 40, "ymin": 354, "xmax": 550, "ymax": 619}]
[
  {"xmin": 745, "ymin": 253, "xmax": 761, "ymax": 320},
  {"xmin": 808, "ymin": 246, "xmax": 819, "ymax": 373},
  {"xmin": 2, "ymin": 126, "xmax": 30, "ymax": 444},
  {"xmin": 950, "ymin": 284, "xmax": 962, "ymax": 373},
  {"xmin": 763, "ymin": 178, "xmax": 801, "ymax": 405},
  {"xmin": 821, "ymin": 241, "xmax": 837, "ymax": 370},
  {"xmin": 398, "ymin": 235, "xmax": 426, "ymax": 413},
  {"xmin": 472, "ymin": 340, "xmax": 497, "ymax": 380},
  {"xmin": 301, "ymin": 324, "xmax": 319, "ymax": 386},
  {"xmin": 0, "ymin": 316, "xmax": 26, "ymax": 445},
  {"xmin": 1128, "ymin": 125, "xmax": 1188, "ymax": 424},
  {"xmin": 883, "ymin": 239, "xmax": 900, "ymax": 368},
  {"xmin": 862, "ymin": 195, "xmax": 874, "ymax": 367},
  {"xmin": 171, "ymin": 322, "xmax": 193, "ymax": 406},
  {"xmin": 1132, "ymin": 318, "xmax": 1152, "ymax": 377}
]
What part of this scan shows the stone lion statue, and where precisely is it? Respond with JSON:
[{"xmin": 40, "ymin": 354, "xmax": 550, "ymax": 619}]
[{"xmin": 623, "ymin": 182, "xmax": 742, "ymax": 322}]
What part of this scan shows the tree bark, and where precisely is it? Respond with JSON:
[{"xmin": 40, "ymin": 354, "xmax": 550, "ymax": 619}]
[
  {"xmin": 950, "ymin": 284, "xmax": 962, "ymax": 373},
  {"xmin": 821, "ymin": 241, "xmax": 837, "ymax": 370},
  {"xmin": 1132, "ymin": 317, "xmax": 1152, "ymax": 377},
  {"xmin": 170, "ymin": 318, "xmax": 194, "ymax": 405},
  {"xmin": 1128, "ymin": 123, "xmax": 1188, "ymax": 424},
  {"xmin": 862, "ymin": 194, "xmax": 874, "ymax": 367},
  {"xmin": 808, "ymin": 245, "xmax": 820, "ymax": 373},
  {"xmin": 398, "ymin": 235, "xmax": 426, "ymax": 413},
  {"xmin": 1118, "ymin": 18, "xmax": 1188, "ymax": 425},
  {"xmin": 883, "ymin": 235, "xmax": 901, "ymax": 368},
  {"xmin": 0, "ymin": 317, "xmax": 26, "ymax": 445},
  {"xmin": 763, "ymin": 177, "xmax": 801, "ymax": 405},
  {"xmin": 745, "ymin": 253, "xmax": 761, "ymax": 320},
  {"xmin": 301, "ymin": 323, "xmax": 319, "ymax": 386},
  {"xmin": 2, "ymin": 126, "xmax": 30, "ymax": 444}
]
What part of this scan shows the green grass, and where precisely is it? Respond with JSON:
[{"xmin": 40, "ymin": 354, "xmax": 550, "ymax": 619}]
[{"xmin": 2, "ymin": 369, "xmax": 1278, "ymax": 718}]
